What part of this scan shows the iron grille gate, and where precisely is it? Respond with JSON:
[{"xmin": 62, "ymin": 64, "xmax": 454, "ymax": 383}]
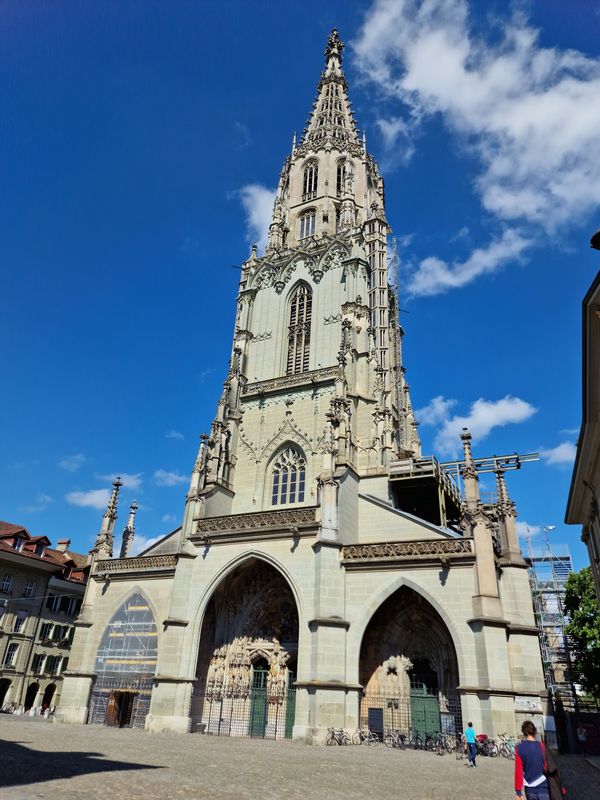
[
  {"xmin": 360, "ymin": 693, "xmax": 463, "ymax": 742},
  {"xmin": 192, "ymin": 687, "xmax": 297, "ymax": 739}
]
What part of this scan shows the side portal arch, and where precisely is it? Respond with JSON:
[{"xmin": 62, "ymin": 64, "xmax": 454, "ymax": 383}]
[{"xmin": 358, "ymin": 584, "xmax": 462, "ymax": 740}]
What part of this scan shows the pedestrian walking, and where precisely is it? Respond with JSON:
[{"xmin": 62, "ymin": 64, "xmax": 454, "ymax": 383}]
[
  {"xmin": 515, "ymin": 720, "xmax": 566, "ymax": 800},
  {"xmin": 576, "ymin": 724, "xmax": 587, "ymax": 756},
  {"xmin": 464, "ymin": 721, "xmax": 477, "ymax": 767}
]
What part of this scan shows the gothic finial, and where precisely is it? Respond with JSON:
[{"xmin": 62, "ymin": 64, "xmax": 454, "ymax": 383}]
[
  {"xmin": 119, "ymin": 500, "xmax": 138, "ymax": 559},
  {"xmin": 94, "ymin": 476, "xmax": 122, "ymax": 559},
  {"xmin": 325, "ymin": 28, "xmax": 344, "ymax": 64},
  {"xmin": 460, "ymin": 428, "xmax": 473, "ymax": 464},
  {"xmin": 291, "ymin": 131, "xmax": 296, "ymax": 151},
  {"xmin": 104, "ymin": 477, "xmax": 123, "ymax": 522}
]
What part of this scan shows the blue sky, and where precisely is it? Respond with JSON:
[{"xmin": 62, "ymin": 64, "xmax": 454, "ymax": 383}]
[{"xmin": 1, "ymin": 0, "xmax": 599, "ymax": 566}]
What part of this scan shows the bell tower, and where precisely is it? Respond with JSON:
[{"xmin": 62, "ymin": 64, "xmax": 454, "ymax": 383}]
[{"xmin": 182, "ymin": 29, "xmax": 420, "ymax": 535}]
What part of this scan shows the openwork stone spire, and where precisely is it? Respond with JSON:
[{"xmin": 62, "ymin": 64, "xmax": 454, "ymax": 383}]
[
  {"xmin": 299, "ymin": 28, "xmax": 360, "ymax": 149},
  {"xmin": 119, "ymin": 500, "xmax": 138, "ymax": 559},
  {"xmin": 94, "ymin": 476, "xmax": 122, "ymax": 558}
]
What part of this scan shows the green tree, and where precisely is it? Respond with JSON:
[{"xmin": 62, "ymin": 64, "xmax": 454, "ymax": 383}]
[{"xmin": 564, "ymin": 567, "xmax": 600, "ymax": 700}]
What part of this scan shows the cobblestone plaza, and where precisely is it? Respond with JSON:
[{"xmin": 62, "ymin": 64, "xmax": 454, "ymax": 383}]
[{"xmin": 1, "ymin": 716, "xmax": 598, "ymax": 800}]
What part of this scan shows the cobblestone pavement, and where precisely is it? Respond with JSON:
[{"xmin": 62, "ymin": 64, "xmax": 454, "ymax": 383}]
[{"xmin": 1, "ymin": 716, "xmax": 598, "ymax": 800}]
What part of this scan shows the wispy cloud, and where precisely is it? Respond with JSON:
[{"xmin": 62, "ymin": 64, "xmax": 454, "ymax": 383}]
[
  {"xmin": 233, "ymin": 184, "xmax": 276, "ymax": 254},
  {"xmin": 161, "ymin": 513, "xmax": 177, "ymax": 524},
  {"xmin": 540, "ymin": 441, "xmax": 576, "ymax": 466},
  {"xmin": 165, "ymin": 430, "xmax": 184, "ymax": 440},
  {"xmin": 154, "ymin": 469, "xmax": 188, "ymax": 487},
  {"xmin": 416, "ymin": 394, "xmax": 537, "ymax": 456},
  {"xmin": 198, "ymin": 368, "xmax": 215, "ymax": 385},
  {"xmin": 131, "ymin": 535, "xmax": 162, "ymax": 556},
  {"xmin": 516, "ymin": 520, "xmax": 542, "ymax": 541},
  {"xmin": 352, "ymin": 0, "xmax": 600, "ymax": 295},
  {"xmin": 58, "ymin": 453, "xmax": 86, "ymax": 472},
  {"xmin": 20, "ymin": 493, "xmax": 54, "ymax": 513},
  {"xmin": 233, "ymin": 121, "xmax": 252, "ymax": 149},
  {"xmin": 97, "ymin": 472, "xmax": 143, "ymax": 490},
  {"xmin": 66, "ymin": 488, "xmax": 110, "ymax": 510},
  {"xmin": 407, "ymin": 229, "xmax": 529, "ymax": 297}
]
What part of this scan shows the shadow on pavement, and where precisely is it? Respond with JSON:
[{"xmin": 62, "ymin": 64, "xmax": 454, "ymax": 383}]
[{"xmin": 0, "ymin": 738, "xmax": 162, "ymax": 788}]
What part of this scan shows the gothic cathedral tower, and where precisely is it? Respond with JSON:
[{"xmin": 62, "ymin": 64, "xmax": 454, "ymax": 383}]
[
  {"xmin": 183, "ymin": 29, "xmax": 420, "ymax": 535},
  {"xmin": 57, "ymin": 30, "xmax": 547, "ymax": 744}
]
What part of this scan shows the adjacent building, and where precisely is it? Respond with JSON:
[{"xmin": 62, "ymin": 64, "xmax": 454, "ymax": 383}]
[
  {"xmin": 0, "ymin": 521, "xmax": 87, "ymax": 712},
  {"xmin": 565, "ymin": 269, "xmax": 600, "ymax": 603},
  {"xmin": 55, "ymin": 30, "xmax": 546, "ymax": 742}
]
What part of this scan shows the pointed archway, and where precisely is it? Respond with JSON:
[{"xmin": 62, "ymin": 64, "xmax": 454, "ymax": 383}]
[
  {"xmin": 192, "ymin": 558, "xmax": 299, "ymax": 739},
  {"xmin": 24, "ymin": 682, "xmax": 39, "ymax": 711},
  {"xmin": 88, "ymin": 591, "xmax": 158, "ymax": 728},
  {"xmin": 359, "ymin": 586, "xmax": 461, "ymax": 739}
]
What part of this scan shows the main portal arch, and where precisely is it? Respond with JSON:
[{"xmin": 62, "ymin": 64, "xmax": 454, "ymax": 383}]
[
  {"xmin": 191, "ymin": 557, "xmax": 299, "ymax": 739},
  {"xmin": 359, "ymin": 585, "xmax": 461, "ymax": 741}
]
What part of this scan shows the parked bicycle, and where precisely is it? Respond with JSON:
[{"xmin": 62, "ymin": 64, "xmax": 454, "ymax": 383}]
[
  {"xmin": 352, "ymin": 728, "xmax": 380, "ymax": 745},
  {"xmin": 497, "ymin": 732, "xmax": 518, "ymax": 759},
  {"xmin": 384, "ymin": 728, "xmax": 408, "ymax": 749},
  {"xmin": 326, "ymin": 727, "xmax": 351, "ymax": 745}
]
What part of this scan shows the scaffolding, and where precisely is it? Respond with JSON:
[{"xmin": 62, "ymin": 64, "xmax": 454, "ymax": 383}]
[{"xmin": 526, "ymin": 531, "xmax": 576, "ymax": 711}]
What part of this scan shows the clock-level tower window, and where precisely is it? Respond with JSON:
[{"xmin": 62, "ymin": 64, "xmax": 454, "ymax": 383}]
[{"xmin": 286, "ymin": 284, "xmax": 312, "ymax": 375}]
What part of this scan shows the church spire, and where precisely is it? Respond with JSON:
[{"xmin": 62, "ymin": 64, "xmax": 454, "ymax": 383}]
[
  {"xmin": 93, "ymin": 476, "xmax": 122, "ymax": 558},
  {"xmin": 300, "ymin": 29, "xmax": 360, "ymax": 149},
  {"xmin": 119, "ymin": 500, "xmax": 138, "ymax": 559}
]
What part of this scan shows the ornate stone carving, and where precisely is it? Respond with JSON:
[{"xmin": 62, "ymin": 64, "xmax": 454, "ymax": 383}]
[
  {"xmin": 252, "ymin": 331, "xmax": 272, "ymax": 342},
  {"xmin": 342, "ymin": 538, "xmax": 474, "ymax": 562},
  {"xmin": 242, "ymin": 366, "xmax": 338, "ymax": 397},
  {"xmin": 323, "ymin": 314, "xmax": 342, "ymax": 325},
  {"xmin": 194, "ymin": 506, "xmax": 317, "ymax": 533},
  {"xmin": 95, "ymin": 555, "xmax": 178, "ymax": 573}
]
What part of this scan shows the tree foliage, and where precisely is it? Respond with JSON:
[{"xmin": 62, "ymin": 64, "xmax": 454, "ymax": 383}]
[{"xmin": 564, "ymin": 567, "xmax": 600, "ymax": 700}]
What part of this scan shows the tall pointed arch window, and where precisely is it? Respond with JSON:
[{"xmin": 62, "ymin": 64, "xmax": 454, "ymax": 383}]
[
  {"xmin": 271, "ymin": 447, "xmax": 306, "ymax": 506},
  {"xmin": 302, "ymin": 161, "xmax": 318, "ymax": 200},
  {"xmin": 299, "ymin": 210, "xmax": 316, "ymax": 240},
  {"xmin": 286, "ymin": 283, "xmax": 312, "ymax": 374},
  {"xmin": 336, "ymin": 159, "xmax": 346, "ymax": 196}
]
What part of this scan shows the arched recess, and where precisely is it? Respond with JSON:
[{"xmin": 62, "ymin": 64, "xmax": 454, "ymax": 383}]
[
  {"xmin": 358, "ymin": 585, "xmax": 462, "ymax": 739},
  {"xmin": 0, "ymin": 678, "xmax": 11, "ymax": 707},
  {"xmin": 87, "ymin": 591, "xmax": 158, "ymax": 729},
  {"xmin": 24, "ymin": 681, "xmax": 39, "ymax": 710},
  {"xmin": 285, "ymin": 281, "xmax": 312, "ymax": 375},
  {"xmin": 191, "ymin": 556, "xmax": 300, "ymax": 739}
]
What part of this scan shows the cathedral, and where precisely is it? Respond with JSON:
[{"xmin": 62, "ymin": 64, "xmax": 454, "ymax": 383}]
[{"xmin": 56, "ymin": 30, "xmax": 546, "ymax": 743}]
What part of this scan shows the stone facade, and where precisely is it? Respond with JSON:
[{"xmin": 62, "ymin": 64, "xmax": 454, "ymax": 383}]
[
  {"xmin": 566, "ymin": 269, "xmax": 600, "ymax": 602},
  {"xmin": 55, "ymin": 30, "xmax": 546, "ymax": 742},
  {"xmin": 0, "ymin": 523, "xmax": 87, "ymax": 713}
]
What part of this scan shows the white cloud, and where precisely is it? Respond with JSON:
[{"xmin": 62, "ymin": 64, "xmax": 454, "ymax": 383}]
[
  {"xmin": 417, "ymin": 394, "xmax": 537, "ymax": 456},
  {"xmin": 130, "ymin": 535, "xmax": 162, "ymax": 556},
  {"xmin": 154, "ymin": 469, "xmax": 188, "ymax": 487},
  {"xmin": 234, "ymin": 184, "xmax": 276, "ymax": 254},
  {"xmin": 416, "ymin": 396, "xmax": 457, "ymax": 427},
  {"xmin": 166, "ymin": 430, "xmax": 184, "ymax": 440},
  {"xmin": 540, "ymin": 441, "xmax": 577, "ymax": 466},
  {"xmin": 408, "ymin": 229, "xmax": 529, "ymax": 297},
  {"xmin": 161, "ymin": 513, "xmax": 177, "ymax": 524},
  {"xmin": 21, "ymin": 493, "xmax": 54, "ymax": 513},
  {"xmin": 352, "ymin": 0, "xmax": 600, "ymax": 294},
  {"xmin": 516, "ymin": 521, "xmax": 541, "ymax": 541},
  {"xmin": 97, "ymin": 472, "xmax": 143, "ymax": 490},
  {"xmin": 58, "ymin": 453, "xmax": 86, "ymax": 472},
  {"xmin": 66, "ymin": 488, "xmax": 110, "ymax": 510}
]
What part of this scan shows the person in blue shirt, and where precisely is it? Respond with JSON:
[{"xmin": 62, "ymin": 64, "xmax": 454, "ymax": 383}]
[{"xmin": 465, "ymin": 721, "xmax": 477, "ymax": 767}]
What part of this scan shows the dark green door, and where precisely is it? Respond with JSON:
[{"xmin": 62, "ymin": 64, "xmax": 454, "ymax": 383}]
[
  {"xmin": 410, "ymin": 688, "xmax": 440, "ymax": 738},
  {"xmin": 284, "ymin": 671, "xmax": 296, "ymax": 739},
  {"xmin": 249, "ymin": 662, "xmax": 268, "ymax": 737}
]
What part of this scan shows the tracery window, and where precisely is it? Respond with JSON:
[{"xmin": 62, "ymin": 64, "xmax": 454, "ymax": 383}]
[
  {"xmin": 302, "ymin": 162, "xmax": 318, "ymax": 200},
  {"xmin": 299, "ymin": 210, "xmax": 316, "ymax": 240},
  {"xmin": 286, "ymin": 284, "xmax": 312, "ymax": 374},
  {"xmin": 271, "ymin": 447, "xmax": 306, "ymax": 506}
]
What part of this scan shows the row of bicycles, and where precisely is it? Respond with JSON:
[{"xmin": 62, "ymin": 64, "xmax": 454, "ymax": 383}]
[{"xmin": 326, "ymin": 726, "xmax": 519, "ymax": 759}]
